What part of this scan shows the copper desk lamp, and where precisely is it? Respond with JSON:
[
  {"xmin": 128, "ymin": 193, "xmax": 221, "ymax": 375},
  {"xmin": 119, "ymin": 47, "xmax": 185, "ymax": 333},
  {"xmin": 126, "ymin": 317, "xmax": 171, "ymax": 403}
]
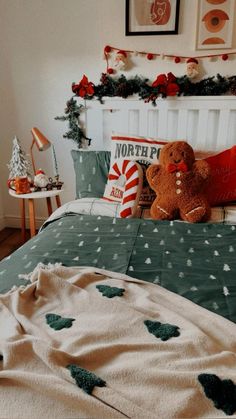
[{"xmin": 30, "ymin": 127, "xmax": 51, "ymax": 175}]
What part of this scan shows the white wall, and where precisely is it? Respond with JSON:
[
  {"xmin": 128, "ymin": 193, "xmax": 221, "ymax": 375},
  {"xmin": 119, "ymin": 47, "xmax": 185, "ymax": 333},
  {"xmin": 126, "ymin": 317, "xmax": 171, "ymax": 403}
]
[
  {"xmin": 0, "ymin": 191, "xmax": 4, "ymax": 231},
  {"xmin": 0, "ymin": 0, "xmax": 236, "ymax": 228},
  {"xmin": 0, "ymin": 56, "xmax": 6, "ymax": 230}
]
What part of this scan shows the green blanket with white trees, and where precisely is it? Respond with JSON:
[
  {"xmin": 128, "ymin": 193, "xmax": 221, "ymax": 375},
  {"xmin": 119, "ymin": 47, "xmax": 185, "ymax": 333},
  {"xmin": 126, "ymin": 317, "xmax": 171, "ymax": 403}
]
[{"xmin": 0, "ymin": 214, "xmax": 235, "ymax": 323}]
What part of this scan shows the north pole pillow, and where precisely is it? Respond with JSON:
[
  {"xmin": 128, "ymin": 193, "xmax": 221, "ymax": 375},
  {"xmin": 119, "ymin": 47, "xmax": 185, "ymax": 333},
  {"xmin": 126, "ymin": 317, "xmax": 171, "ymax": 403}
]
[
  {"xmin": 204, "ymin": 145, "xmax": 236, "ymax": 205},
  {"xmin": 103, "ymin": 134, "xmax": 168, "ymax": 206}
]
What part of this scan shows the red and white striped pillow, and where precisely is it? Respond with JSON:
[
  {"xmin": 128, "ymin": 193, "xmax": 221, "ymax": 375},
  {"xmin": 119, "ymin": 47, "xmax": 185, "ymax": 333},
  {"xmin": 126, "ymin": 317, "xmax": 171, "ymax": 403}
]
[
  {"xmin": 106, "ymin": 159, "xmax": 143, "ymax": 218},
  {"xmin": 103, "ymin": 134, "xmax": 168, "ymax": 212}
]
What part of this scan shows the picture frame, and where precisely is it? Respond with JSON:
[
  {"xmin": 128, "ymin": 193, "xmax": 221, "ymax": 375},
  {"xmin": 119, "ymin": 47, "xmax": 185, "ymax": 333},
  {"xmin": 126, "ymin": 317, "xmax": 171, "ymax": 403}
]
[
  {"xmin": 196, "ymin": 0, "xmax": 235, "ymax": 50},
  {"xmin": 125, "ymin": 0, "xmax": 180, "ymax": 36}
]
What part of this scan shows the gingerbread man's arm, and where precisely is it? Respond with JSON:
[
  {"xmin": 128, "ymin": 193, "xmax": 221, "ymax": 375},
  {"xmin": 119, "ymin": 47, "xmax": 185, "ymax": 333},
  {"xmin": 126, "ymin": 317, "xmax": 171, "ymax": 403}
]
[
  {"xmin": 193, "ymin": 160, "xmax": 211, "ymax": 181},
  {"xmin": 146, "ymin": 164, "xmax": 162, "ymax": 190}
]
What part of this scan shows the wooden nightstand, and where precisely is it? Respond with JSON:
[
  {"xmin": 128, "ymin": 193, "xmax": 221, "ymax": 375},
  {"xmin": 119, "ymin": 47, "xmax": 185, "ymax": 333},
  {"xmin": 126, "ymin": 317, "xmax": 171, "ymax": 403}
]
[{"xmin": 9, "ymin": 189, "xmax": 64, "ymax": 242}]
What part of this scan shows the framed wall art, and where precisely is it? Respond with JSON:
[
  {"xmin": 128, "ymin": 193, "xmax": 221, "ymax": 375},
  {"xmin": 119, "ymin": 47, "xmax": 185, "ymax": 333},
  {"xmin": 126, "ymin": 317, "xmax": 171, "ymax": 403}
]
[
  {"xmin": 125, "ymin": 0, "xmax": 180, "ymax": 36},
  {"xmin": 196, "ymin": 0, "xmax": 235, "ymax": 49}
]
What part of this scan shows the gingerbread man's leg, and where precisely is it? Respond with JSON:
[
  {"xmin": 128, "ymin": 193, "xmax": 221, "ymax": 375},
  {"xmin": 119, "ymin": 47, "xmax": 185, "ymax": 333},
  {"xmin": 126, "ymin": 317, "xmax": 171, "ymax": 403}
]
[
  {"xmin": 150, "ymin": 198, "xmax": 177, "ymax": 220},
  {"xmin": 179, "ymin": 197, "xmax": 210, "ymax": 223}
]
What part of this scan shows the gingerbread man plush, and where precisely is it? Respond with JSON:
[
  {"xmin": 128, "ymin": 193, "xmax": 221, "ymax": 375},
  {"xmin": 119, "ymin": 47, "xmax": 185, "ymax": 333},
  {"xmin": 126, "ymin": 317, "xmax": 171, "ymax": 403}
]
[{"xmin": 146, "ymin": 141, "xmax": 211, "ymax": 223}]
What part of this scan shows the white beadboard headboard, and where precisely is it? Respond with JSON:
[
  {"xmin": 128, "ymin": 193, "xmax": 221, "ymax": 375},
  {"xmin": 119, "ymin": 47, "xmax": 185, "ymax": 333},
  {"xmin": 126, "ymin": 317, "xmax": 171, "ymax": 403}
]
[{"xmin": 83, "ymin": 96, "xmax": 236, "ymax": 152}]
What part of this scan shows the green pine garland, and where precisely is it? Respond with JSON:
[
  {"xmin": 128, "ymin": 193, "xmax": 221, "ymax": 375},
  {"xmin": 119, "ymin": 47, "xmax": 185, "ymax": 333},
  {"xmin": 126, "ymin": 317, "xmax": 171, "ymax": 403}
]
[
  {"xmin": 55, "ymin": 97, "xmax": 91, "ymax": 148},
  {"xmin": 93, "ymin": 73, "xmax": 236, "ymax": 102},
  {"xmin": 56, "ymin": 73, "xmax": 236, "ymax": 148}
]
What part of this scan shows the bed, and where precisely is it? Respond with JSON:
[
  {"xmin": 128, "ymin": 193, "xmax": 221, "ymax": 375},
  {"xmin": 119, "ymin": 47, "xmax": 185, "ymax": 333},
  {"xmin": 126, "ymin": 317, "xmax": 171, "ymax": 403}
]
[{"xmin": 1, "ymin": 97, "xmax": 236, "ymax": 418}]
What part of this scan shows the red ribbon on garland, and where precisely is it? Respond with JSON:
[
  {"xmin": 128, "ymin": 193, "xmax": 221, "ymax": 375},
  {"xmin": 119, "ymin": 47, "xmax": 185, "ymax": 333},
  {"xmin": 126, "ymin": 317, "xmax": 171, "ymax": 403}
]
[
  {"xmin": 152, "ymin": 72, "xmax": 180, "ymax": 96},
  {"xmin": 72, "ymin": 75, "xmax": 94, "ymax": 98}
]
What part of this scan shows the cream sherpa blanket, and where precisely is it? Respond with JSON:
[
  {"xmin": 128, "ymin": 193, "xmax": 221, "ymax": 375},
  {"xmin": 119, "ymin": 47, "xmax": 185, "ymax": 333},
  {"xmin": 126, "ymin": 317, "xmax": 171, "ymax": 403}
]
[{"xmin": 0, "ymin": 265, "xmax": 236, "ymax": 418}]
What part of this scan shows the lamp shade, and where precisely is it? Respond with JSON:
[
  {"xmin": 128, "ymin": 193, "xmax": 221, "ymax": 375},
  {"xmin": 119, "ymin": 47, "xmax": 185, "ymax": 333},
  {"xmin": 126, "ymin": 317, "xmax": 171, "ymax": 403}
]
[
  {"xmin": 31, "ymin": 127, "xmax": 51, "ymax": 151},
  {"xmin": 30, "ymin": 127, "xmax": 51, "ymax": 174}
]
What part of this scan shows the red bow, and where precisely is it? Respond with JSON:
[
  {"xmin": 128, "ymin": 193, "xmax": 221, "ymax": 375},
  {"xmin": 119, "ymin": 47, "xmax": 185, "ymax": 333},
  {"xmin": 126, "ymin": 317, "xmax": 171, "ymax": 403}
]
[{"xmin": 167, "ymin": 161, "xmax": 188, "ymax": 173}]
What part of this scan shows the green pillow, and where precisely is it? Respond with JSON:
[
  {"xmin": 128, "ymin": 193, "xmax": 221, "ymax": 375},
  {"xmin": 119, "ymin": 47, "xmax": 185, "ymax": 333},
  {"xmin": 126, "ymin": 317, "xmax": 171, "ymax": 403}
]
[{"xmin": 71, "ymin": 150, "xmax": 111, "ymax": 199}]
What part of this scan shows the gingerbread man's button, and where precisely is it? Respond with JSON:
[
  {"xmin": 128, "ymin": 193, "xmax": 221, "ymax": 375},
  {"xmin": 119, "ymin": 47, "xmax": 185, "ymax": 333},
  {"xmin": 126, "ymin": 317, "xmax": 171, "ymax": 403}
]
[{"xmin": 176, "ymin": 189, "xmax": 181, "ymax": 194}]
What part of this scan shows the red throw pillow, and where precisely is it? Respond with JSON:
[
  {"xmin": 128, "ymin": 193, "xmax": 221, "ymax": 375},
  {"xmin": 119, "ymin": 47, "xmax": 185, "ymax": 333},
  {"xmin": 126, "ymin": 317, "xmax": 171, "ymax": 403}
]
[{"xmin": 205, "ymin": 145, "xmax": 236, "ymax": 205}]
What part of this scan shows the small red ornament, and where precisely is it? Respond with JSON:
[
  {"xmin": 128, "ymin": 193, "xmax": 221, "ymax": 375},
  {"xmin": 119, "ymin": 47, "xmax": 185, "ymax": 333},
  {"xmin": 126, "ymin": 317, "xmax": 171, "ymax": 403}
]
[
  {"xmin": 222, "ymin": 54, "xmax": 228, "ymax": 61},
  {"xmin": 104, "ymin": 45, "xmax": 111, "ymax": 53},
  {"xmin": 147, "ymin": 53, "xmax": 154, "ymax": 60},
  {"xmin": 107, "ymin": 68, "xmax": 114, "ymax": 74},
  {"xmin": 174, "ymin": 57, "xmax": 181, "ymax": 63}
]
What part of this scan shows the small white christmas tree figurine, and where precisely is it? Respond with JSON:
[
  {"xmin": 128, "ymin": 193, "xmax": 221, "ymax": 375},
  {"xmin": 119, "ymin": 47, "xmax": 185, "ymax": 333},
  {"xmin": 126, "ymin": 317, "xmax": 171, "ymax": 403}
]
[{"xmin": 7, "ymin": 136, "xmax": 32, "ymax": 179}]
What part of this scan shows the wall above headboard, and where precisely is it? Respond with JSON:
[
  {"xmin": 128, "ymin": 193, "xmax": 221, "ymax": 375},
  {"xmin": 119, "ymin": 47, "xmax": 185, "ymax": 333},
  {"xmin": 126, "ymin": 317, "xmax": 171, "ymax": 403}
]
[{"xmin": 85, "ymin": 96, "xmax": 236, "ymax": 152}]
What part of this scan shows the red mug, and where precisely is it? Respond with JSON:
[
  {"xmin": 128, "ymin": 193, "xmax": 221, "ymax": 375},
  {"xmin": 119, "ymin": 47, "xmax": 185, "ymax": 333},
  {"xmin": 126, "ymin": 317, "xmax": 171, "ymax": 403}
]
[{"xmin": 8, "ymin": 176, "xmax": 31, "ymax": 194}]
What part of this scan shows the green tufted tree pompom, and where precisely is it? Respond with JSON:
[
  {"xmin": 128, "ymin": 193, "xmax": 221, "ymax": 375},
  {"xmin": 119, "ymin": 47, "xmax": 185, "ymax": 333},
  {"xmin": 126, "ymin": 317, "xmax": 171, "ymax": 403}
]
[
  {"xmin": 45, "ymin": 313, "xmax": 75, "ymax": 330},
  {"xmin": 67, "ymin": 364, "xmax": 106, "ymax": 394},
  {"xmin": 96, "ymin": 284, "xmax": 125, "ymax": 298},
  {"xmin": 144, "ymin": 320, "xmax": 180, "ymax": 341},
  {"xmin": 198, "ymin": 373, "xmax": 236, "ymax": 416}
]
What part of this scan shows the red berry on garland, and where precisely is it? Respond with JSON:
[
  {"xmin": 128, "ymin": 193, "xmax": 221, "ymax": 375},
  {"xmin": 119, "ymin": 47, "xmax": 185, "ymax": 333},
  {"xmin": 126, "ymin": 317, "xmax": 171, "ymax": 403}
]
[
  {"xmin": 222, "ymin": 54, "xmax": 228, "ymax": 61},
  {"xmin": 147, "ymin": 53, "xmax": 154, "ymax": 60},
  {"xmin": 100, "ymin": 73, "xmax": 108, "ymax": 84},
  {"xmin": 104, "ymin": 45, "xmax": 111, "ymax": 53},
  {"xmin": 175, "ymin": 57, "xmax": 181, "ymax": 63},
  {"xmin": 107, "ymin": 67, "xmax": 114, "ymax": 74}
]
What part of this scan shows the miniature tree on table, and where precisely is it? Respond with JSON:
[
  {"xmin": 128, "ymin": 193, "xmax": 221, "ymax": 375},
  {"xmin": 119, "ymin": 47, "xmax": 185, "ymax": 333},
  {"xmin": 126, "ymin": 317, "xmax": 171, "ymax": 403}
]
[{"xmin": 7, "ymin": 136, "xmax": 32, "ymax": 179}]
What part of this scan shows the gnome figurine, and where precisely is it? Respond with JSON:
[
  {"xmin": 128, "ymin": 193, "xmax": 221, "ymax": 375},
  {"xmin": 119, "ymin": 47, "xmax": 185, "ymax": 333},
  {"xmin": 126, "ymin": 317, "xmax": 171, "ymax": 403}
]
[{"xmin": 34, "ymin": 169, "xmax": 49, "ymax": 189}]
